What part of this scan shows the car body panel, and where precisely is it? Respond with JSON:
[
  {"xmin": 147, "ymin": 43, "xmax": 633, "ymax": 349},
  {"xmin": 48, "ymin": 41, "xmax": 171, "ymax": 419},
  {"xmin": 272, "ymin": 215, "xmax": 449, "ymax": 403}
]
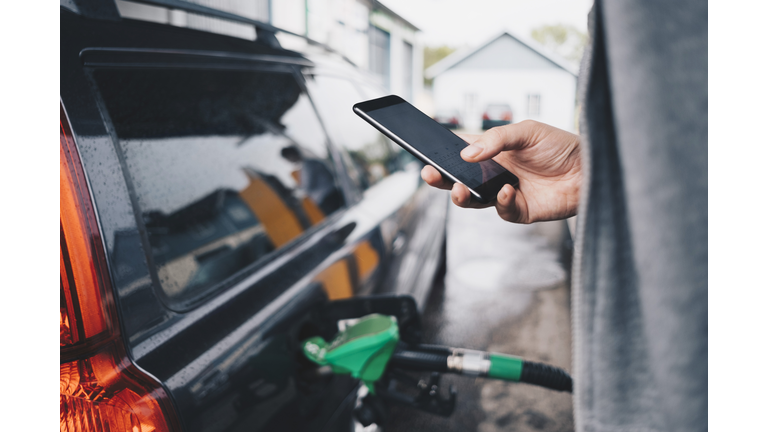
[{"xmin": 61, "ymin": 7, "xmax": 447, "ymax": 432}]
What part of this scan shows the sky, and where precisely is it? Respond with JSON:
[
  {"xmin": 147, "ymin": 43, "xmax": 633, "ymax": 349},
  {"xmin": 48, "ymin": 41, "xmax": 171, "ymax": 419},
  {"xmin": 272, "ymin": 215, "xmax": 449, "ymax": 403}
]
[{"xmin": 380, "ymin": 0, "xmax": 593, "ymax": 48}]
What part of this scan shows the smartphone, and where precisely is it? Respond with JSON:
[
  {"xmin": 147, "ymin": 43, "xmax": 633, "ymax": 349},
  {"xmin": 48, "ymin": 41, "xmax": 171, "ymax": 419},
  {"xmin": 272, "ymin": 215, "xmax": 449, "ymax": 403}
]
[{"xmin": 353, "ymin": 95, "xmax": 519, "ymax": 203}]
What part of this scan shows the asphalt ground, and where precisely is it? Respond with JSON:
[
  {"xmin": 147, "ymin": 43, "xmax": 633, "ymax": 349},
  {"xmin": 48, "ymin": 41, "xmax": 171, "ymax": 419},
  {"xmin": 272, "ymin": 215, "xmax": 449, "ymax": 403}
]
[{"xmin": 385, "ymin": 205, "xmax": 575, "ymax": 432}]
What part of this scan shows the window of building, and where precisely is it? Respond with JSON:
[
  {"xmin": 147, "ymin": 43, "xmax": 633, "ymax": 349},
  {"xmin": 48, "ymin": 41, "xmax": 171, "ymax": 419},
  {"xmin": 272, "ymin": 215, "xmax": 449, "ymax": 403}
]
[
  {"xmin": 402, "ymin": 41, "xmax": 413, "ymax": 102},
  {"xmin": 93, "ymin": 67, "xmax": 344, "ymax": 306},
  {"xmin": 528, "ymin": 94, "xmax": 541, "ymax": 117},
  {"xmin": 369, "ymin": 26, "xmax": 391, "ymax": 90}
]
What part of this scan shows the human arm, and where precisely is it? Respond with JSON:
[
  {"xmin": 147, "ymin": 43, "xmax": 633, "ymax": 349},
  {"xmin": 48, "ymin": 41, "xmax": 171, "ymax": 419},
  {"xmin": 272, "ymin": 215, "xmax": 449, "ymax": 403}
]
[{"xmin": 421, "ymin": 120, "xmax": 582, "ymax": 224}]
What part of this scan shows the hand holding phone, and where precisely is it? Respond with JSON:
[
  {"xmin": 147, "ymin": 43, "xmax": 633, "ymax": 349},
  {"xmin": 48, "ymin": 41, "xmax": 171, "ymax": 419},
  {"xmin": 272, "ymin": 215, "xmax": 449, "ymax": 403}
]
[
  {"xmin": 430, "ymin": 116, "xmax": 584, "ymax": 224},
  {"xmin": 353, "ymin": 95, "xmax": 519, "ymax": 204}
]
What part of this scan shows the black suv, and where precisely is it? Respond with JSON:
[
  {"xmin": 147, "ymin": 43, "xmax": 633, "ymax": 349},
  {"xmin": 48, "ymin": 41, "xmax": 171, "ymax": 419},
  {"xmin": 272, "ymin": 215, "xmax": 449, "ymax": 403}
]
[{"xmin": 60, "ymin": 3, "xmax": 448, "ymax": 431}]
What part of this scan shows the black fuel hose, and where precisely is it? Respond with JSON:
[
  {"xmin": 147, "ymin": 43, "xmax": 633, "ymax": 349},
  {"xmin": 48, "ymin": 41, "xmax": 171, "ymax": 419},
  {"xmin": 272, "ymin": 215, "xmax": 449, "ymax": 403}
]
[
  {"xmin": 390, "ymin": 350, "xmax": 449, "ymax": 372},
  {"xmin": 520, "ymin": 360, "xmax": 573, "ymax": 392},
  {"xmin": 389, "ymin": 345, "xmax": 572, "ymax": 393}
]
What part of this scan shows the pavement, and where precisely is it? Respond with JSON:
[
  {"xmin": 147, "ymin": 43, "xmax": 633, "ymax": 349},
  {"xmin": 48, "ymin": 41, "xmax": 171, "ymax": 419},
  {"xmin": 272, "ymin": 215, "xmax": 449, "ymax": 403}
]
[{"xmin": 385, "ymin": 203, "xmax": 575, "ymax": 432}]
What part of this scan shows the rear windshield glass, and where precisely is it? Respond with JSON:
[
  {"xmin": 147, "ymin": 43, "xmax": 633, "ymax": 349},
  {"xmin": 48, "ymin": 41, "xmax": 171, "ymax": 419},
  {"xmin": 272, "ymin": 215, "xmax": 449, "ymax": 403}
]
[{"xmin": 94, "ymin": 67, "xmax": 344, "ymax": 307}]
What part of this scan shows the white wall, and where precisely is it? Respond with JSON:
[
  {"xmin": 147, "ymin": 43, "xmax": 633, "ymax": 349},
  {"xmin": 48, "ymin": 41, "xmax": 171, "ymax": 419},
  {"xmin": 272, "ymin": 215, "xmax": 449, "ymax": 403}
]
[
  {"xmin": 115, "ymin": 0, "xmax": 424, "ymax": 104},
  {"xmin": 432, "ymin": 69, "xmax": 577, "ymax": 132},
  {"xmin": 270, "ymin": 0, "xmax": 306, "ymax": 34},
  {"xmin": 115, "ymin": 0, "xmax": 268, "ymax": 40},
  {"xmin": 306, "ymin": 0, "xmax": 370, "ymax": 67}
]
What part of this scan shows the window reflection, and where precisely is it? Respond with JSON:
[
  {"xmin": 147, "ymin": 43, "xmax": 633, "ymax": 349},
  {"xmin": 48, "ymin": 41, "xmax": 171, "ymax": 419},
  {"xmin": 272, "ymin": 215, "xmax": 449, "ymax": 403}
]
[
  {"xmin": 280, "ymin": 145, "xmax": 343, "ymax": 217},
  {"xmin": 94, "ymin": 68, "xmax": 344, "ymax": 304},
  {"xmin": 306, "ymin": 75, "xmax": 404, "ymax": 194}
]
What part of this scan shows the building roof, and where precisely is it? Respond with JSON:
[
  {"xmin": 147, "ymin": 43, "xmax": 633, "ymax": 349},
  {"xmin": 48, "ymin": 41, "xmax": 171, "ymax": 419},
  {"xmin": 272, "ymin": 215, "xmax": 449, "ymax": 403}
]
[
  {"xmin": 372, "ymin": 1, "xmax": 420, "ymax": 31},
  {"xmin": 425, "ymin": 30, "xmax": 578, "ymax": 79}
]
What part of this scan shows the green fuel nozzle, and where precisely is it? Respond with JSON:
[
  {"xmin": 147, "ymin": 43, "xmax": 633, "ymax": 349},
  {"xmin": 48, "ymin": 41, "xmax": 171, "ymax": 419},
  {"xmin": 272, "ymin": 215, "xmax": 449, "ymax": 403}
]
[
  {"xmin": 302, "ymin": 313, "xmax": 399, "ymax": 393},
  {"xmin": 301, "ymin": 313, "xmax": 572, "ymax": 394}
]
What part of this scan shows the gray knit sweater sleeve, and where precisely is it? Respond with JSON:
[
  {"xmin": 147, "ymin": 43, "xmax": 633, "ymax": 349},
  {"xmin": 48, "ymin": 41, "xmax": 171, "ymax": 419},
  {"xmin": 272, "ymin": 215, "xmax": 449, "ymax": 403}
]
[{"xmin": 572, "ymin": 1, "xmax": 707, "ymax": 431}]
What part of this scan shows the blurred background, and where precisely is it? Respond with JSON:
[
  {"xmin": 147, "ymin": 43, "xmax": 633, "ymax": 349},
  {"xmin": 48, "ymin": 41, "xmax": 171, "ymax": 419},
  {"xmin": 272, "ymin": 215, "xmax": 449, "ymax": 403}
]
[{"xmin": 114, "ymin": 1, "xmax": 591, "ymax": 430}]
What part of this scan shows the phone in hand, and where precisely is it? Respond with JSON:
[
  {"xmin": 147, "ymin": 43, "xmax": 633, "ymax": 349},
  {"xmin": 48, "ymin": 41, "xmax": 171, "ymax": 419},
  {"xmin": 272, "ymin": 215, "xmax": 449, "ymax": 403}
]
[{"xmin": 353, "ymin": 95, "xmax": 519, "ymax": 203}]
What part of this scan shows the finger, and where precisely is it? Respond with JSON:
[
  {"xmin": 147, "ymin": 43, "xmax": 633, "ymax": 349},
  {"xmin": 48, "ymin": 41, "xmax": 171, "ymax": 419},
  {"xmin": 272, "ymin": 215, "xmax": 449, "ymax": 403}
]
[
  {"xmin": 460, "ymin": 122, "xmax": 534, "ymax": 162},
  {"xmin": 421, "ymin": 165, "xmax": 454, "ymax": 190},
  {"xmin": 451, "ymin": 183, "xmax": 494, "ymax": 209},
  {"xmin": 494, "ymin": 184, "xmax": 528, "ymax": 223}
]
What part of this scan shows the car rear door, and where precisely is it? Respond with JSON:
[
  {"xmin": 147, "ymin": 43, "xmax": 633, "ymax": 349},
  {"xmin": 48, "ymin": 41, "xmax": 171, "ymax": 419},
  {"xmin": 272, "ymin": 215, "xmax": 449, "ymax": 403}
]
[{"xmin": 61, "ymin": 10, "xmax": 388, "ymax": 432}]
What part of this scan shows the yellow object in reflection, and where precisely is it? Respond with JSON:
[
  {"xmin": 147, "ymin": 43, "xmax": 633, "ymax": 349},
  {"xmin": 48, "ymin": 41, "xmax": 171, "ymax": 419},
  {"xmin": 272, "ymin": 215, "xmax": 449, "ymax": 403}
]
[
  {"xmin": 315, "ymin": 241, "xmax": 380, "ymax": 301},
  {"xmin": 239, "ymin": 169, "xmax": 304, "ymax": 248},
  {"xmin": 239, "ymin": 168, "xmax": 379, "ymax": 301},
  {"xmin": 315, "ymin": 259, "xmax": 354, "ymax": 300},
  {"xmin": 291, "ymin": 169, "xmax": 326, "ymax": 226},
  {"xmin": 301, "ymin": 197, "xmax": 326, "ymax": 226},
  {"xmin": 353, "ymin": 241, "xmax": 379, "ymax": 282}
]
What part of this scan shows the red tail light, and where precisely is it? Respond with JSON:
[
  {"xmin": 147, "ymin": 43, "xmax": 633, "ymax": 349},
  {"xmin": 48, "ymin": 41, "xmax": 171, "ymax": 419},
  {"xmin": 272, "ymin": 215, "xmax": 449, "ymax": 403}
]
[
  {"xmin": 482, "ymin": 113, "xmax": 489, "ymax": 120},
  {"xmin": 60, "ymin": 103, "xmax": 180, "ymax": 432},
  {"xmin": 502, "ymin": 112, "xmax": 512, "ymax": 121}
]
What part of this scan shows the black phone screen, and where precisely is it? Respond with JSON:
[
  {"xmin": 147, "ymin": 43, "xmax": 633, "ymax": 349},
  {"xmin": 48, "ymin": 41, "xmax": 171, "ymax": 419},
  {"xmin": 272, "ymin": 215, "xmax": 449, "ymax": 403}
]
[{"xmin": 365, "ymin": 101, "xmax": 509, "ymax": 190}]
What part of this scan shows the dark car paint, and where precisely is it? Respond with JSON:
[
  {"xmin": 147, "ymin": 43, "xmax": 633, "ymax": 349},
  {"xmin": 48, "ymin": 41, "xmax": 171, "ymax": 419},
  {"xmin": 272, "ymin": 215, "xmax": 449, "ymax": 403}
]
[{"xmin": 61, "ymin": 8, "xmax": 448, "ymax": 432}]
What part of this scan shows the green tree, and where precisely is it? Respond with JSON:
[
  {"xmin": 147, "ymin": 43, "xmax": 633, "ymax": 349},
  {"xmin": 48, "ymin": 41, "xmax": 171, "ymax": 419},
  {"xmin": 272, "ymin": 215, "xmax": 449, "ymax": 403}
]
[
  {"xmin": 423, "ymin": 45, "xmax": 456, "ymax": 86},
  {"xmin": 531, "ymin": 24, "xmax": 587, "ymax": 65}
]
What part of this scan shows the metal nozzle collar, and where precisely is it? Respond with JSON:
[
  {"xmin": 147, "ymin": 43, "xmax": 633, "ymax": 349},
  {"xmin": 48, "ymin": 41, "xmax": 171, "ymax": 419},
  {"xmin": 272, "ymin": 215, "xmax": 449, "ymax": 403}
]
[{"xmin": 446, "ymin": 348, "xmax": 491, "ymax": 376}]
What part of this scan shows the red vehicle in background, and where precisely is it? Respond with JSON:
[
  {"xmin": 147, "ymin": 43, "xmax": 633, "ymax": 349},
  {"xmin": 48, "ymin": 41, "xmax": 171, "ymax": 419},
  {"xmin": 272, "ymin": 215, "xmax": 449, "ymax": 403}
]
[
  {"xmin": 482, "ymin": 103, "xmax": 513, "ymax": 130},
  {"xmin": 433, "ymin": 109, "xmax": 462, "ymax": 130}
]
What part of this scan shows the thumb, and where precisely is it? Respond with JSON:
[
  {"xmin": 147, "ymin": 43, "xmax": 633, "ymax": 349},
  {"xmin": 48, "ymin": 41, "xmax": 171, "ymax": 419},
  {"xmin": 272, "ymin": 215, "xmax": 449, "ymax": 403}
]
[
  {"xmin": 495, "ymin": 184, "xmax": 528, "ymax": 224},
  {"xmin": 460, "ymin": 123, "xmax": 532, "ymax": 162}
]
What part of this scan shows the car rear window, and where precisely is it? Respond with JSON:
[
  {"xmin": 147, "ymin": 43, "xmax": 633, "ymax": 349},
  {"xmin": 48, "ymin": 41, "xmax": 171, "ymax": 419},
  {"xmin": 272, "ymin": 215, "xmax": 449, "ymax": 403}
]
[{"xmin": 93, "ymin": 67, "xmax": 344, "ymax": 308}]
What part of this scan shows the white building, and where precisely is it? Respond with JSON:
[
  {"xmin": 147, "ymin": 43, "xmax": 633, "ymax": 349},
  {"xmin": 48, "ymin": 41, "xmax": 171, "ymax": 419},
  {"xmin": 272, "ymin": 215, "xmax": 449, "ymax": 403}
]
[
  {"xmin": 425, "ymin": 31, "xmax": 578, "ymax": 132},
  {"xmin": 114, "ymin": 0, "xmax": 422, "ymax": 103}
]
